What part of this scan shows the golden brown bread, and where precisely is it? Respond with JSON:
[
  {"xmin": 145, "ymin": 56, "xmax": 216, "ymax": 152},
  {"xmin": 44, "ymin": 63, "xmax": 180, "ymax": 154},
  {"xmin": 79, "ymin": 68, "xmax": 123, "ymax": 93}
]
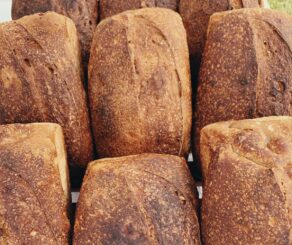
[
  {"xmin": 200, "ymin": 117, "xmax": 292, "ymax": 244},
  {"xmin": 194, "ymin": 8, "xmax": 292, "ymax": 164},
  {"xmin": 179, "ymin": 0, "xmax": 262, "ymax": 82},
  {"xmin": 12, "ymin": 0, "xmax": 98, "ymax": 68},
  {"xmin": 0, "ymin": 123, "xmax": 70, "ymax": 244},
  {"xmin": 100, "ymin": 0, "xmax": 179, "ymax": 20},
  {"xmin": 74, "ymin": 154, "xmax": 201, "ymax": 245},
  {"xmin": 89, "ymin": 8, "xmax": 192, "ymax": 158},
  {"xmin": 0, "ymin": 12, "xmax": 93, "ymax": 167}
]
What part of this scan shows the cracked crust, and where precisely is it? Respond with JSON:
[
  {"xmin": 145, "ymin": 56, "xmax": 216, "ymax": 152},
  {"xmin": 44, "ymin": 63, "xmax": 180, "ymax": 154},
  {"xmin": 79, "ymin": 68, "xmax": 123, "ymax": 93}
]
[
  {"xmin": 89, "ymin": 8, "xmax": 192, "ymax": 158},
  {"xmin": 0, "ymin": 12, "xmax": 93, "ymax": 167},
  {"xmin": 194, "ymin": 8, "xmax": 292, "ymax": 167},
  {"xmin": 11, "ymin": 0, "xmax": 98, "ymax": 69},
  {"xmin": 0, "ymin": 123, "xmax": 70, "ymax": 244},
  {"xmin": 100, "ymin": 0, "xmax": 179, "ymax": 20},
  {"xmin": 74, "ymin": 154, "xmax": 201, "ymax": 245},
  {"xmin": 200, "ymin": 116, "xmax": 292, "ymax": 244}
]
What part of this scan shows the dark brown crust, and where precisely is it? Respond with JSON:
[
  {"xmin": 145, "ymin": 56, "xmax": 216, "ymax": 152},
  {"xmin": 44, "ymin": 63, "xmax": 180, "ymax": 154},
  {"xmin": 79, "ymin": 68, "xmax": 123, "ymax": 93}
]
[
  {"xmin": 74, "ymin": 154, "xmax": 201, "ymax": 245},
  {"xmin": 200, "ymin": 117, "xmax": 292, "ymax": 244},
  {"xmin": 0, "ymin": 123, "xmax": 70, "ymax": 244},
  {"xmin": 11, "ymin": 0, "xmax": 98, "ymax": 68},
  {"xmin": 0, "ymin": 12, "xmax": 93, "ymax": 167},
  {"xmin": 179, "ymin": 0, "xmax": 262, "ymax": 59},
  {"xmin": 100, "ymin": 0, "xmax": 179, "ymax": 20},
  {"xmin": 194, "ymin": 9, "xmax": 292, "ymax": 167},
  {"xmin": 89, "ymin": 8, "xmax": 192, "ymax": 158}
]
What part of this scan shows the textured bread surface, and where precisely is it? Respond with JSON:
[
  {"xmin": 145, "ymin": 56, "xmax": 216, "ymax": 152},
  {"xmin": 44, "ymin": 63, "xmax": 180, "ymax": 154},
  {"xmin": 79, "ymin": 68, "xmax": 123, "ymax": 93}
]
[
  {"xmin": 100, "ymin": 0, "xmax": 179, "ymax": 20},
  {"xmin": 89, "ymin": 8, "xmax": 192, "ymax": 158},
  {"xmin": 74, "ymin": 154, "xmax": 201, "ymax": 245},
  {"xmin": 12, "ymin": 0, "xmax": 98, "ymax": 68},
  {"xmin": 0, "ymin": 12, "xmax": 93, "ymax": 167},
  {"xmin": 0, "ymin": 123, "xmax": 70, "ymax": 244},
  {"xmin": 179, "ymin": 0, "xmax": 262, "ymax": 62},
  {"xmin": 200, "ymin": 117, "xmax": 292, "ymax": 244},
  {"xmin": 194, "ymin": 8, "xmax": 292, "ymax": 160}
]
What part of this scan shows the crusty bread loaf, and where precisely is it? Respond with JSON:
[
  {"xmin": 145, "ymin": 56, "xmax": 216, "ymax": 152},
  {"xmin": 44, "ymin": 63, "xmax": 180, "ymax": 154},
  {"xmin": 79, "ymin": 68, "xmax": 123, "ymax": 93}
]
[
  {"xmin": 200, "ymin": 117, "xmax": 292, "ymax": 244},
  {"xmin": 12, "ymin": 0, "xmax": 98, "ymax": 68},
  {"xmin": 179, "ymin": 0, "xmax": 262, "ymax": 81},
  {"xmin": 74, "ymin": 154, "xmax": 201, "ymax": 245},
  {"xmin": 89, "ymin": 8, "xmax": 192, "ymax": 158},
  {"xmin": 100, "ymin": 0, "xmax": 179, "ymax": 20},
  {"xmin": 0, "ymin": 12, "xmax": 93, "ymax": 167},
  {"xmin": 194, "ymin": 9, "xmax": 292, "ymax": 163},
  {"xmin": 179, "ymin": 0, "xmax": 263, "ymax": 57},
  {"xmin": 0, "ymin": 123, "xmax": 70, "ymax": 244}
]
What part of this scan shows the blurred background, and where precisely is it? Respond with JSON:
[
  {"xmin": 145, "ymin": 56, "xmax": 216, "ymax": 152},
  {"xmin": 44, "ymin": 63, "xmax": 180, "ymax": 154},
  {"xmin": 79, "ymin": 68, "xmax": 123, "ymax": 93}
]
[
  {"xmin": 270, "ymin": 0, "xmax": 292, "ymax": 14},
  {"xmin": 0, "ymin": 0, "xmax": 12, "ymax": 21},
  {"xmin": 0, "ymin": 0, "xmax": 291, "ymax": 22}
]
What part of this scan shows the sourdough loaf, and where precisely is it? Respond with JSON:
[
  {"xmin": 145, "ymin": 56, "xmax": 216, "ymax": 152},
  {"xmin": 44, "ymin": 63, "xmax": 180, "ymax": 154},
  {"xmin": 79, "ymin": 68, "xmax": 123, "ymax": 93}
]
[
  {"xmin": 12, "ymin": 0, "xmax": 98, "ymax": 68},
  {"xmin": 74, "ymin": 154, "xmax": 201, "ymax": 245},
  {"xmin": 179, "ymin": 0, "xmax": 262, "ymax": 81},
  {"xmin": 100, "ymin": 0, "xmax": 179, "ymax": 20},
  {"xmin": 195, "ymin": 9, "xmax": 292, "ymax": 162},
  {"xmin": 0, "ymin": 12, "xmax": 93, "ymax": 167},
  {"xmin": 200, "ymin": 117, "xmax": 292, "ymax": 244},
  {"xmin": 179, "ymin": 0, "xmax": 263, "ymax": 57},
  {"xmin": 0, "ymin": 123, "xmax": 70, "ymax": 244},
  {"xmin": 89, "ymin": 8, "xmax": 192, "ymax": 158}
]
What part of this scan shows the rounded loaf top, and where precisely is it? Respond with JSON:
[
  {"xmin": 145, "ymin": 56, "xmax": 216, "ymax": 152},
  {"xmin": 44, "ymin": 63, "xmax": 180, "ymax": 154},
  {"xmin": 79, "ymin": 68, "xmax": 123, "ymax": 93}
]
[
  {"xmin": 200, "ymin": 116, "xmax": 292, "ymax": 244},
  {"xmin": 12, "ymin": 0, "xmax": 99, "ymax": 68},
  {"xmin": 0, "ymin": 11, "xmax": 94, "ymax": 167},
  {"xmin": 89, "ymin": 8, "xmax": 192, "ymax": 158},
  {"xmin": 194, "ymin": 8, "xmax": 292, "ymax": 168},
  {"xmin": 74, "ymin": 153, "xmax": 201, "ymax": 245},
  {"xmin": 179, "ymin": 0, "xmax": 263, "ymax": 84},
  {"xmin": 0, "ymin": 122, "xmax": 71, "ymax": 244}
]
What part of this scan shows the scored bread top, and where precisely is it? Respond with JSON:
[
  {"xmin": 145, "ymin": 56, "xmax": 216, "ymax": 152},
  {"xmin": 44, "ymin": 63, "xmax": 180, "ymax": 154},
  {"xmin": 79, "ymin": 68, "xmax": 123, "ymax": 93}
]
[
  {"xmin": 12, "ymin": 0, "xmax": 98, "ymax": 67},
  {"xmin": 89, "ymin": 8, "xmax": 192, "ymax": 158},
  {"xmin": 0, "ymin": 12, "xmax": 93, "ymax": 167},
  {"xmin": 0, "ymin": 123, "xmax": 70, "ymax": 244},
  {"xmin": 195, "ymin": 8, "xmax": 292, "ymax": 162},
  {"xmin": 74, "ymin": 154, "xmax": 200, "ymax": 245}
]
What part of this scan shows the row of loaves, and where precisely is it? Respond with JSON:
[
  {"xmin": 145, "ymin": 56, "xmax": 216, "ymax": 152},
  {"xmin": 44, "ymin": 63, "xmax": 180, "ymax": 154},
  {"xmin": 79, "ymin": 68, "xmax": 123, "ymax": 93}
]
[
  {"xmin": 4, "ymin": 4, "xmax": 290, "ymax": 171},
  {"xmin": 11, "ymin": 0, "xmax": 265, "ymax": 73},
  {"xmin": 1, "ymin": 117, "xmax": 290, "ymax": 244}
]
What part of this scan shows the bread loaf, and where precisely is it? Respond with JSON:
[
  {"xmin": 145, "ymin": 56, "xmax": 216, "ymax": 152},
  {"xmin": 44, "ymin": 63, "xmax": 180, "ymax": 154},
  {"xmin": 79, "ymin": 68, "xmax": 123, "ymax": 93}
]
[
  {"xmin": 100, "ymin": 0, "xmax": 179, "ymax": 20},
  {"xmin": 0, "ymin": 123, "xmax": 70, "ymax": 244},
  {"xmin": 200, "ymin": 117, "xmax": 292, "ymax": 244},
  {"xmin": 179, "ymin": 0, "xmax": 262, "ymax": 81},
  {"xmin": 89, "ymin": 8, "xmax": 192, "ymax": 158},
  {"xmin": 74, "ymin": 154, "xmax": 201, "ymax": 245},
  {"xmin": 0, "ymin": 12, "xmax": 93, "ymax": 167},
  {"xmin": 12, "ymin": 0, "xmax": 98, "ymax": 68},
  {"xmin": 195, "ymin": 9, "xmax": 292, "ymax": 162}
]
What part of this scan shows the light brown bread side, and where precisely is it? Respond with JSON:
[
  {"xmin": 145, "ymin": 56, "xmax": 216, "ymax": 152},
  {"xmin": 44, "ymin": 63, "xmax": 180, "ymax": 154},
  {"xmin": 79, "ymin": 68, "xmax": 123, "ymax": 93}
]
[
  {"xmin": 200, "ymin": 117, "xmax": 292, "ymax": 244},
  {"xmin": 0, "ymin": 123, "xmax": 70, "ymax": 244},
  {"xmin": 100, "ymin": 0, "xmax": 179, "ymax": 20},
  {"xmin": 74, "ymin": 154, "xmax": 201, "ymax": 245},
  {"xmin": 0, "ymin": 12, "xmax": 93, "ymax": 167},
  {"xmin": 12, "ymin": 0, "xmax": 98, "ymax": 68},
  {"xmin": 89, "ymin": 8, "xmax": 192, "ymax": 158},
  {"xmin": 194, "ymin": 8, "xmax": 292, "ymax": 164},
  {"xmin": 179, "ymin": 0, "xmax": 262, "ymax": 79}
]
